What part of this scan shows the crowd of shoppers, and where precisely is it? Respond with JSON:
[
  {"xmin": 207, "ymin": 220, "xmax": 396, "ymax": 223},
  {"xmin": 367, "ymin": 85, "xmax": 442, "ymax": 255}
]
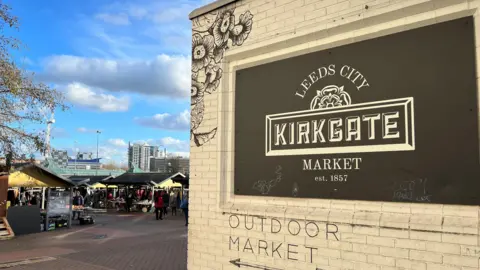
[{"xmin": 153, "ymin": 189, "xmax": 188, "ymax": 226}]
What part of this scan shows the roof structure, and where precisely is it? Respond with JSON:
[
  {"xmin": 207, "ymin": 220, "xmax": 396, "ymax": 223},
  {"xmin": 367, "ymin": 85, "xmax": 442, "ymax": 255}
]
[
  {"xmin": 126, "ymin": 164, "xmax": 145, "ymax": 173},
  {"xmin": 41, "ymin": 158, "xmax": 125, "ymax": 177},
  {"xmin": 9, "ymin": 163, "xmax": 76, "ymax": 188},
  {"xmin": 68, "ymin": 175, "xmax": 113, "ymax": 186},
  {"xmin": 189, "ymin": 0, "xmax": 237, "ymax": 19},
  {"xmin": 102, "ymin": 172, "xmax": 184, "ymax": 186},
  {"xmin": 171, "ymin": 173, "xmax": 189, "ymax": 186}
]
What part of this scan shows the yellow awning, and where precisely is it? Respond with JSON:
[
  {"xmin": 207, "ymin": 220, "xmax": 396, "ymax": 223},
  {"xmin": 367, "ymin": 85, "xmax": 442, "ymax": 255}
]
[
  {"xmin": 8, "ymin": 165, "xmax": 73, "ymax": 188},
  {"xmin": 155, "ymin": 179, "xmax": 182, "ymax": 188},
  {"xmin": 90, "ymin": 183, "xmax": 118, "ymax": 189}
]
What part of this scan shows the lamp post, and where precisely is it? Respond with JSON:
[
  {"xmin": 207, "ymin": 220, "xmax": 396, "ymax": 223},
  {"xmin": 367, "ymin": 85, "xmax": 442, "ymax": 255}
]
[
  {"xmin": 96, "ymin": 130, "xmax": 101, "ymax": 175},
  {"xmin": 74, "ymin": 140, "xmax": 78, "ymax": 175}
]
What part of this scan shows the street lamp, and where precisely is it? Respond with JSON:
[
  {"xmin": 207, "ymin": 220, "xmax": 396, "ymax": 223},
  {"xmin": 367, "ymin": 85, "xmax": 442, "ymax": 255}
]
[
  {"xmin": 96, "ymin": 130, "xmax": 101, "ymax": 175},
  {"xmin": 96, "ymin": 131, "xmax": 101, "ymax": 159},
  {"xmin": 74, "ymin": 140, "xmax": 78, "ymax": 175}
]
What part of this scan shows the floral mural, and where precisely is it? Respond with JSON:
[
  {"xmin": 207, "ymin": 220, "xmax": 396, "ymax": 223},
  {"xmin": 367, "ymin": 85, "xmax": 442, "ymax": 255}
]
[{"xmin": 191, "ymin": 8, "xmax": 254, "ymax": 147}]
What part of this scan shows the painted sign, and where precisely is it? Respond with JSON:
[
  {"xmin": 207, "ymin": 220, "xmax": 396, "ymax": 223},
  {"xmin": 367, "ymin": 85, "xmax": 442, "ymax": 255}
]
[
  {"xmin": 234, "ymin": 17, "xmax": 480, "ymax": 205},
  {"xmin": 227, "ymin": 214, "xmax": 339, "ymax": 265}
]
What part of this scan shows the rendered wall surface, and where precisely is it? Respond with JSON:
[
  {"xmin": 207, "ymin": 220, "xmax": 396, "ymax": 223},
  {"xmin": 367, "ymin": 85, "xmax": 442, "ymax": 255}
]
[{"xmin": 189, "ymin": 1, "xmax": 480, "ymax": 269}]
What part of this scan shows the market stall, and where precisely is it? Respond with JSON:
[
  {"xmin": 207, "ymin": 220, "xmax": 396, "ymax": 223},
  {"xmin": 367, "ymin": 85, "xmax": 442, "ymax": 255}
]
[
  {"xmin": 101, "ymin": 172, "xmax": 180, "ymax": 212},
  {"xmin": 7, "ymin": 163, "xmax": 76, "ymax": 235}
]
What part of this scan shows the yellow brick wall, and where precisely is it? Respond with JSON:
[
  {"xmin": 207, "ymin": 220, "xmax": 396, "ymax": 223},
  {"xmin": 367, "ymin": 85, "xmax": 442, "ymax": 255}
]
[{"xmin": 189, "ymin": 0, "xmax": 480, "ymax": 269}]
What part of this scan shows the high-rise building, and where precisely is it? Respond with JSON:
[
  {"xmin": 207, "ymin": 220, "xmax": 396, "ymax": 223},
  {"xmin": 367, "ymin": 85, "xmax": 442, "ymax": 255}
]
[
  {"xmin": 128, "ymin": 143, "xmax": 157, "ymax": 171},
  {"xmin": 149, "ymin": 146, "xmax": 159, "ymax": 158}
]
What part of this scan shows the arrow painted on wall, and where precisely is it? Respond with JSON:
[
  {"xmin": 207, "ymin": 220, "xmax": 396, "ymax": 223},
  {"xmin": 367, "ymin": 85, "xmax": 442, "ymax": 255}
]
[
  {"xmin": 229, "ymin": 259, "xmax": 326, "ymax": 270},
  {"xmin": 229, "ymin": 259, "xmax": 282, "ymax": 270}
]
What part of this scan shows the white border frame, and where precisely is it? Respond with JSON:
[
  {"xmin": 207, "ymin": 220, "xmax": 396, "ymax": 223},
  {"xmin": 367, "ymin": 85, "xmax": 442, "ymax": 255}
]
[{"xmin": 215, "ymin": 2, "xmax": 480, "ymax": 210}]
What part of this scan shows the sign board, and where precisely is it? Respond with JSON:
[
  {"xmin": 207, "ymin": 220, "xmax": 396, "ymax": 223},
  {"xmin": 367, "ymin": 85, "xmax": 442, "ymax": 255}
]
[
  {"xmin": 234, "ymin": 17, "xmax": 480, "ymax": 205},
  {"xmin": 47, "ymin": 190, "xmax": 71, "ymax": 216}
]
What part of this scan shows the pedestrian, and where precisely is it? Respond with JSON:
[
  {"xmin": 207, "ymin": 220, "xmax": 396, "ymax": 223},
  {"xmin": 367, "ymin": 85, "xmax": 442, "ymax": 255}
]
[
  {"xmin": 155, "ymin": 191, "xmax": 164, "ymax": 220},
  {"xmin": 72, "ymin": 191, "xmax": 84, "ymax": 220},
  {"xmin": 162, "ymin": 190, "xmax": 169, "ymax": 217},
  {"xmin": 126, "ymin": 191, "xmax": 133, "ymax": 212},
  {"xmin": 180, "ymin": 189, "xmax": 189, "ymax": 226},
  {"xmin": 170, "ymin": 191, "xmax": 177, "ymax": 216},
  {"xmin": 30, "ymin": 193, "xmax": 38, "ymax": 205}
]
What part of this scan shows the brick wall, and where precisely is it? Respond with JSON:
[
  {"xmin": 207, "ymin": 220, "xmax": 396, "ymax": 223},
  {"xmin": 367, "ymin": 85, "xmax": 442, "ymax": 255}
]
[{"xmin": 189, "ymin": 0, "xmax": 480, "ymax": 269}]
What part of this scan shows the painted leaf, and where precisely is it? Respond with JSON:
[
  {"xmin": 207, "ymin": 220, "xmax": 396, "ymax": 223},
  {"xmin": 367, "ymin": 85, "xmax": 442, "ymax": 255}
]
[
  {"xmin": 193, "ymin": 128, "xmax": 217, "ymax": 147},
  {"xmin": 191, "ymin": 98, "xmax": 204, "ymax": 131}
]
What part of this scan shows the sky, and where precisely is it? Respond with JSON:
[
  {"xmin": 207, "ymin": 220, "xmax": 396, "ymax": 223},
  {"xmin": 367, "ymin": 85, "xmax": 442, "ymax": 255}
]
[{"xmin": 6, "ymin": 0, "xmax": 213, "ymax": 165}]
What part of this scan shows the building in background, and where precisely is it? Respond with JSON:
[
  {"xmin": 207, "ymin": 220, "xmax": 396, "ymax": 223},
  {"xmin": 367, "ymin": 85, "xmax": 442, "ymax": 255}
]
[
  {"xmin": 51, "ymin": 150, "xmax": 101, "ymax": 170},
  {"xmin": 150, "ymin": 157, "xmax": 167, "ymax": 172},
  {"xmin": 166, "ymin": 157, "xmax": 189, "ymax": 174},
  {"xmin": 51, "ymin": 149, "xmax": 68, "ymax": 167},
  {"xmin": 76, "ymin": 152, "xmax": 92, "ymax": 160},
  {"xmin": 66, "ymin": 158, "xmax": 101, "ymax": 170},
  {"xmin": 128, "ymin": 143, "xmax": 163, "ymax": 172},
  {"xmin": 149, "ymin": 146, "xmax": 159, "ymax": 158}
]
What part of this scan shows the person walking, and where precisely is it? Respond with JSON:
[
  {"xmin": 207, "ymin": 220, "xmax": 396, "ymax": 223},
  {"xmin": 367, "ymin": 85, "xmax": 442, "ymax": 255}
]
[
  {"xmin": 170, "ymin": 191, "xmax": 177, "ymax": 216},
  {"xmin": 155, "ymin": 191, "xmax": 164, "ymax": 220},
  {"xmin": 180, "ymin": 189, "xmax": 189, "ymax": 226},
  {"xmin": 162, "ymin": 190, "xmax": 169, "ymax": 217}
]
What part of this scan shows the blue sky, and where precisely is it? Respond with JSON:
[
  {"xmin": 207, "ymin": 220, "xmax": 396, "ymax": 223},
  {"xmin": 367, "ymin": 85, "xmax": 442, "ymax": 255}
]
[{"xmin": 7, "ymin": 0, "xmax": 211, "ymax": 164}]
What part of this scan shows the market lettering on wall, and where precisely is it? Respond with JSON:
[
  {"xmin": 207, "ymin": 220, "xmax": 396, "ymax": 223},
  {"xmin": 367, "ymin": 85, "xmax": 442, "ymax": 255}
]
[
  {"xmin": 294, "ymin": 64, "xmax": 370, "ymax": 99},
  {"xmin": 228, "ymin": 214, "xmax": 339, "ymax": 264},
  {"xmin": 235, "ymin": 17, "xmax": 480, "ymax": 205}
]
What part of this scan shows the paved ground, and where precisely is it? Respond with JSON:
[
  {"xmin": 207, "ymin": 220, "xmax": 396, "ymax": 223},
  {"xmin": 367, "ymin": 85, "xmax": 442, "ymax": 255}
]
[{"xmin": 0, "ymin": 211, "xmax": 188, "ymax": 270}]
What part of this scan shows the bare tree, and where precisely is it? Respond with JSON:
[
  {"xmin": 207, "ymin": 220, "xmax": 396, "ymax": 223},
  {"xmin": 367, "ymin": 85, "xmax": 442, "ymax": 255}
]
[{"xmin": 0, "ymin": 4, "xmax": 67, "ymax": 161}]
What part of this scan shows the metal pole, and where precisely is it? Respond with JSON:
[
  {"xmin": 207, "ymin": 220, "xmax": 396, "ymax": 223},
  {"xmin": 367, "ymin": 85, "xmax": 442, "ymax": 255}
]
[
  {"xmin": 164, "ymin": 148, "xmax": 167, "ymax": 173},
  {"xmin": 96, "ymin": 131, "xmax": 100, "ymax": 159},
  {"xmin": 74, "ymin": 140, "xmax": 78, "ymax": 175},
  {"xmin": 41, "ymin": 187, "xmax": 46, "ymax": 210},
  {"xmin": 68, "ymin": 188, "xmax": 73, "ymax": 228},
  {"xmin": 96, "ymin": 131, "xmax": 101, "ymax": 176}
]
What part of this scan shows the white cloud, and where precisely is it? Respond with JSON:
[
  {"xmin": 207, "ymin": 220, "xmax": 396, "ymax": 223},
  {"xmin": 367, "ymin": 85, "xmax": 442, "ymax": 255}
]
[
  {"xmin": 134, "ymin": 110, "xmax": 190, "ymax": 130},
  {"xmin": 158, "ymin": 137, "xmax": 190, "ymax": 152},
  {"xmin": 51, "ymin": 127, "xmax": 69, "ymax": 138},
  {"xmin": 64, "ymin": 83, "xmax": 130, "ymax": 112},
  {"xmin": 95, "ymin": 13, "xmax": 131, "ymax": 25},
  {"xmin": 76, "ymin": 127, "xmax": 101, "ymax": 133},
  {"xmin": 134, "ymin": 136, "xmax": 190, "ymax": 153},
  {"xmin": 152, "ymin": 4, "xmax": 194, "ymax": 23},
  {"xmin": 108, "ymin": 138, "xmax": 127, "ymax": 147},
  {"xmin": 41, "ymin": 55, "xmax": 190, "ymax": 98}
]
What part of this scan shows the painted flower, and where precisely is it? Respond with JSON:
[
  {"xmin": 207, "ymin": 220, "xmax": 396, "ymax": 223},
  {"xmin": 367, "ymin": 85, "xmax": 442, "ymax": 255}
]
[
  {"xmin": 205, "ymin": 66, "xmax": 223, "ymax": 94},
  {"xmin": 192, "ymin": 34, "xmax": 215, "ymax": 72},
  {"xmin": 191, "ymin": 79, "xmax": 205, "ymax": 106},
  {"xmin": 212, "ymin": 10, "xmax": 235, "ymax": 47},
  {"xmin": 231, "ymin": 11, "xmax": 253, "ymax": 46}
]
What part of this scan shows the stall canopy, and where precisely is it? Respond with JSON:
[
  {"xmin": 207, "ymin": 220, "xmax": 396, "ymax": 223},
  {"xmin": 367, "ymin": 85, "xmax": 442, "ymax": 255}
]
[
  {"xmin": 90, "ymin": 183, "xmax": 118, "ymax": 189},
  {"xmin": 155, "ymin": 179, "xmax": 182, "ymax": 189},
  {"xmin": 9, "ymin": 164, "xmax": 76, "ymax": 188},
  {"xmin": 102, "ymin": 172, "xmax": 183, "ymax": 186},
  {"xmin": 171, "ymin": 173, "xmax": 188, "ymax": 186},
  {"xmin": 68, "ymin": 175, "xmax": 113, "ymax": 187}
]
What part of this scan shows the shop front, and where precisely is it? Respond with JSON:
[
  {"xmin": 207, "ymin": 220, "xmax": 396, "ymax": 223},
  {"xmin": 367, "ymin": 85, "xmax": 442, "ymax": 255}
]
[
  {"xmin": 7, "ymin": 163, "xmax": 75, "ymax": 235},
  {"xmin": 188, "ymin": 0, "xmax": 480, "ymax": 269}
]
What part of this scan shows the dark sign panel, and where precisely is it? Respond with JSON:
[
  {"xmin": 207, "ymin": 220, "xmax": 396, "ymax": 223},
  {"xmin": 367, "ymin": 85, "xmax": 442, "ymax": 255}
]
[{"xmin": 234, "ymin": 17, "xmax": 480, "ymax": 205}]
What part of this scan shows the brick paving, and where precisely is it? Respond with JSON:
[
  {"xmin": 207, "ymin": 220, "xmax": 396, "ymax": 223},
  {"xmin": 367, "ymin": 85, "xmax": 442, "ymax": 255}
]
[{"xmin": 0, "ymin": 212, "xmax": 188, "ymax": 270}]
